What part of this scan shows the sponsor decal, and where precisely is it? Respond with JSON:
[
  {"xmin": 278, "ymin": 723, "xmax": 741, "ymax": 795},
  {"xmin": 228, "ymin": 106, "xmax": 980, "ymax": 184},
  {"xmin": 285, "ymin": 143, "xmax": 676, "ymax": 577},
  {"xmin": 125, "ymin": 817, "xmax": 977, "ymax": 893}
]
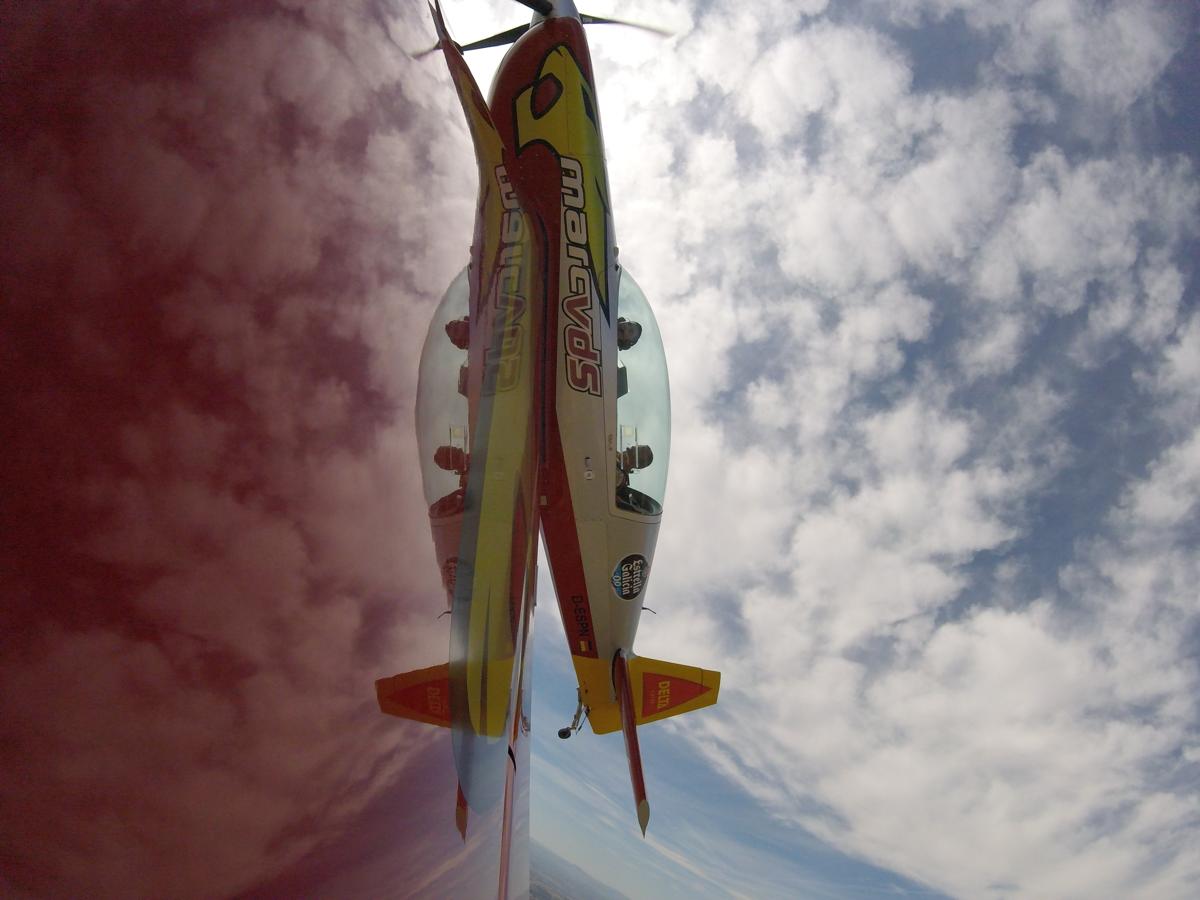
[
  {"xmin": 560, "ymin": 156, "xmax": 602, "ymax": 396},
  {"xmin": 569, "ymin": 594, "xmax": 596, "ymax": 656},
  {"xmin": 640, "ymin": 672, "xmax": 710, "ymax": 716},
  {"xmin": 611, "ymin": 553, "xmax": 647, "ymax": 600},
  {"xmin": 654, "ymin": 679, "xmax": 671, "ymax": 711},
  {"xmin": 488, "ymin": 165, "xmax": 527, "ymax": 392},
  {"xmin": 397, "ymin": 678, "xmax": 451, "ymax": 721},
  {"xmin": 425, "ymin": 685, "xmax": 447, "ymax": 717}
]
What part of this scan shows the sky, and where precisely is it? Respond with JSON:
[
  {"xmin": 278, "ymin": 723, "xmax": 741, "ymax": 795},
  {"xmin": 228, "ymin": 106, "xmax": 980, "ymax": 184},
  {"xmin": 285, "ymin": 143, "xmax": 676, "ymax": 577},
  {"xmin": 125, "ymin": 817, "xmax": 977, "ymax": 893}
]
[
  {"xmin": 514, "ymin": 0, "xmax": 1200, "ymax": 897},
  {"xmin": 1, "ymin": 1, "xmax": 1197, "ymax": 898}
]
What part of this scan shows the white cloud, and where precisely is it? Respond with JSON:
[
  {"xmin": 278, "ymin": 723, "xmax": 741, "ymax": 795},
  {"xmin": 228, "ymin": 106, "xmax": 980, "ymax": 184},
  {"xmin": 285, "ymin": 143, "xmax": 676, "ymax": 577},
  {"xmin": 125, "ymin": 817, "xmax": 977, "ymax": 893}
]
[
  {"xmin": 996, "ymin": 0, "xmax": 1182, "ymax": 110},
  {"xmin": 884, "ymin": 0, "xmax": 1185, "ymax": 112},
  {"xmin": 1145, "ymin": 312, "xmax": 1200, "ymax": 431},
  {"xmin": 601, "ymin": 1, "xmax": 1200, "ymax": 897}
]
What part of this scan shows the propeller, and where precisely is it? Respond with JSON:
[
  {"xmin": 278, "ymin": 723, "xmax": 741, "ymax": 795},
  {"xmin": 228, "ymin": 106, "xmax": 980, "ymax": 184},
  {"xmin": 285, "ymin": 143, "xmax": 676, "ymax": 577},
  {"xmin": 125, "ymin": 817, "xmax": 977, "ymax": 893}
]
[
  {"xmin": 580, "ymin": 13, "xmax": 672, "ymax": 37},
  {"xmin": 412, "ymin": 1, "xmax": 671, "ymax": 59},
  {"xmin": 458, "ymin": 23, "xmax": 531, "ymax": 53}
]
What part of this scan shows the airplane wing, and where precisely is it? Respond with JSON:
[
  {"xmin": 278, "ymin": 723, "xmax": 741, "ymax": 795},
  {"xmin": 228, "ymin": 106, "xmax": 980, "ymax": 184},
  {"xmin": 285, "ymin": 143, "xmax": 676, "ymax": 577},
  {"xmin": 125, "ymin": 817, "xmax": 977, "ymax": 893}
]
[
  {"xmin": 376, "ymin": 5, "xmax": 544, "ymax": 895},
  {"xmin": 428, "ymin": 0, "xmax": 506, "ymax": 207}
]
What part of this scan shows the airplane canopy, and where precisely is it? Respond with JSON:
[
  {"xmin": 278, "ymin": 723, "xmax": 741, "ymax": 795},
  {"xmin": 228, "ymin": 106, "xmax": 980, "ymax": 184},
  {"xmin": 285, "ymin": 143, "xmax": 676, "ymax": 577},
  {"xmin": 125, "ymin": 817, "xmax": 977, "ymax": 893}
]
[
  {"xmin": 415, "ymin": 267, "xmax": 471, "ymax": 509},
  {"xmin": 417, "ymin": 266, "xmax": 671, "ymax": 519},
  {"xmin": 615, "ymin": 270, "xmax": 669, "ymax": 517}
]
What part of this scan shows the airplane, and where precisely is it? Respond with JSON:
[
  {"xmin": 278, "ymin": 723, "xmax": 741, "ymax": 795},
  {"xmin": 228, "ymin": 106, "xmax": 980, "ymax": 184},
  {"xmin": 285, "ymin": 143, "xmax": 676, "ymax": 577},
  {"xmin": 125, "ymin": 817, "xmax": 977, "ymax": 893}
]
[{"xmin": 375, "ymin": 2, "xmax": 720, "ymax": 874}]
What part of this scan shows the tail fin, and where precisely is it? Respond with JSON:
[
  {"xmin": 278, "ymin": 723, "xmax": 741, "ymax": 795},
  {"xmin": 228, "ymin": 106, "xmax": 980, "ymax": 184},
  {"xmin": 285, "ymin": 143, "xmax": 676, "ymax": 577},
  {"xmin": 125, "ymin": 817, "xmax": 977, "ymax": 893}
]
[
  {"xmin": 626, "ymin": 655, "xmax": 721, "ymax": 725},
  {"xmin": 375, "ymin": 663, "xmax": 452, "ymax": 727}
]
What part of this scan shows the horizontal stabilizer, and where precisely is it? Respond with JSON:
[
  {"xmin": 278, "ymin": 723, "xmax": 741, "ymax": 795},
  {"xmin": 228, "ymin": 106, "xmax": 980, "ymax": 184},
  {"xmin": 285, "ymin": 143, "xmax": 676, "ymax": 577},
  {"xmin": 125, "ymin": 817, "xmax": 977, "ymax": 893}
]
[
  {"xmin": 627, "ymin": 655, "xmax": 720, "ymax": 725},
  {"xmin": 375, "ymin": 663, "xmax": 452, "ymax": 727}
]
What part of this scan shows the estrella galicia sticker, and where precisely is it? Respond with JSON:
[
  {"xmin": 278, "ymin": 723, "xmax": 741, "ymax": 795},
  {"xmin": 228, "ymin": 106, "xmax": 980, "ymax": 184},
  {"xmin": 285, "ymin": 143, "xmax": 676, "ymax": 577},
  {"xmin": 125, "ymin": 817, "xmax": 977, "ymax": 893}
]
[{"xmin": 611, "ymin": 553, "xmax": 648, "ymax": 601}]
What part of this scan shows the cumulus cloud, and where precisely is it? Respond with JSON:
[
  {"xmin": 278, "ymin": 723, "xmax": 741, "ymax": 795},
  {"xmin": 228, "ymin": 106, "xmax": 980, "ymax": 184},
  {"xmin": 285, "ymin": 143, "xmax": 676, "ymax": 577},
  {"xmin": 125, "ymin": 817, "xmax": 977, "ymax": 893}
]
[{"xmin": 586, "ymin": 0, "xmax": 1200, "ymax": 896}]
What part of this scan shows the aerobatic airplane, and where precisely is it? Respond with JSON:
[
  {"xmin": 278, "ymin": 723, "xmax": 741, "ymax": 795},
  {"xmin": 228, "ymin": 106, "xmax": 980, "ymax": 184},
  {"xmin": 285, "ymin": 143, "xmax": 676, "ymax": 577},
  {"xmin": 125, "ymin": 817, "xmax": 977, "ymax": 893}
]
[{"xmin": 375, "ymin": 2, "xmax": 720, "ymax": 879}]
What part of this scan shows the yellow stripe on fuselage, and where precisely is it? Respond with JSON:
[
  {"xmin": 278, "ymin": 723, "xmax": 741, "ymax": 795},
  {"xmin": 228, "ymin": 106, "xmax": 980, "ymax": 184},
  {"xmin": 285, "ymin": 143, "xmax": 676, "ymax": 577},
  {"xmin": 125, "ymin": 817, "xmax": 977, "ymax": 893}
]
[{"xmin": 513, "ymin": 45, "xmax": 611, "ymax": 313}]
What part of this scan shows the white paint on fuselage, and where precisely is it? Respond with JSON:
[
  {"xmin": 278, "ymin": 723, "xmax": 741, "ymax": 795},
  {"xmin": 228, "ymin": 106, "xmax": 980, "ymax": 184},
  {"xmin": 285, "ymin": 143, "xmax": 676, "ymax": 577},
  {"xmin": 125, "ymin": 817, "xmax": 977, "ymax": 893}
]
[{"xmin": 550, "ymin": 247, "xmax": 661, "ymax": 672}]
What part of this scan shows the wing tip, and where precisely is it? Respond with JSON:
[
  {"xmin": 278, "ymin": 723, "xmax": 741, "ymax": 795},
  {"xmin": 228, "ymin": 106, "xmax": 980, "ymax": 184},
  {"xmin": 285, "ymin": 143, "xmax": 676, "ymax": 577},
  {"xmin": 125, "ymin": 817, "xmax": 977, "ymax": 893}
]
[{"xmin": 637, "ymin": 799, "xmax": 650, "ymax": 836}]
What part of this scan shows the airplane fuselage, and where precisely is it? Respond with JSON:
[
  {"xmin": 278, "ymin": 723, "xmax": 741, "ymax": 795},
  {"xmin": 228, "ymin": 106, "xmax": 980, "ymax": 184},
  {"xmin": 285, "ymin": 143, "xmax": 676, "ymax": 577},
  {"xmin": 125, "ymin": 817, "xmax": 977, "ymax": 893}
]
[
  {"xmin": 399, "ymin": 3, "xmax": 717, "ymax": 840},
  {"xmin": 488, "ymin": 16, "xmax": 660, "ymax": 732}
]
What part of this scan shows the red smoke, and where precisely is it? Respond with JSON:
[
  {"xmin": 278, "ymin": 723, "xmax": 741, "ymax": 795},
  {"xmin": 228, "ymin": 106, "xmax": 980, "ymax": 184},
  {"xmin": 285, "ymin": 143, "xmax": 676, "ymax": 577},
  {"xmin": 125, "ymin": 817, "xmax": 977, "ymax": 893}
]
[{"xmin": 1, "ymin": 2, "xmax": 486, "ymax": 895}]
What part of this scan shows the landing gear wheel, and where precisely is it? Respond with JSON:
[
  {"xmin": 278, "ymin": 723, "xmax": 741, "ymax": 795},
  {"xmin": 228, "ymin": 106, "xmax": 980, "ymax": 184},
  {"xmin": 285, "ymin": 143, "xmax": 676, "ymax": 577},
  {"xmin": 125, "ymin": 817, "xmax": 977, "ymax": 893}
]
[{"xmin": 557, "ymin": 689, "xmax": 587, "ymax": 741}]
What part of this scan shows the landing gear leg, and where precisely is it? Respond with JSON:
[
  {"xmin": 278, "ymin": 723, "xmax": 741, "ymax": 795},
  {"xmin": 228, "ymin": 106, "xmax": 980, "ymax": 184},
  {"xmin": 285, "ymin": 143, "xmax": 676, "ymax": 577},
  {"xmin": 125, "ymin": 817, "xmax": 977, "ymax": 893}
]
[{"xmin": 557, "ymin": 690, "xmax": 587, "ymax": 740}]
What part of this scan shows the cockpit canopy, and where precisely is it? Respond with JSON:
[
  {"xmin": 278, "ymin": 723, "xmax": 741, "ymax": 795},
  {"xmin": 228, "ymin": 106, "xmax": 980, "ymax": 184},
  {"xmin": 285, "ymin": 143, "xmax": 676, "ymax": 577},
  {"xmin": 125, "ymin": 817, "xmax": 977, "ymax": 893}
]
[
  {"xmin": 615, "ymin": 270, "xmax": 669, "ymax": 517},
  {"xmin": 415, "ymin": 267, "xmax": 470, "ymax": 511},
  {"xmin": 414, "ymin": 266, "xmax": 671, "ymax": 519}
]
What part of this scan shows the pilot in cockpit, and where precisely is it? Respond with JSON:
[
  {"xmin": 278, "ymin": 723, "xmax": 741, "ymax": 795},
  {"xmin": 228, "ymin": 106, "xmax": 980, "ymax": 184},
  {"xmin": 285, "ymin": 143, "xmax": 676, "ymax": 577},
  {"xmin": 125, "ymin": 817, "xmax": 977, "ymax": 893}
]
[
  {"xmin": 428, "ymin": 443, "xmax": 469, "ymax": 518},
  {"xmin": 445, "ymin": 317, "xmax": 469, "ymax": 350},
  {"xmin": 446, "ymin": 318, "xmax": 470, "ymax": 395},
  {"xmin": 617, "ymin": 444, "xmax": 653, "ymax": 488},
  {"xmin": 617, "ymin": 317, "xmax": 642, "ymax": 351},
  {"xmin": 617, "ymin": 318, "xmax": 642, "ymax": 398},
  {"xmin": 616, "ymin": 443, "xmax": 655, "ymax": 513}
]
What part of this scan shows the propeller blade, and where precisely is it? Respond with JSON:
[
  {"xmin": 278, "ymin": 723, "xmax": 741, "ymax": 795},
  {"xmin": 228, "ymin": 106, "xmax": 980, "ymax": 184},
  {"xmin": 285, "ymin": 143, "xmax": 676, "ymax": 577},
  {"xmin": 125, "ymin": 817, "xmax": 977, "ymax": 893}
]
[
  {"xmin": 459, "ymin": 23, "xmax": 530, "ymax": 53},
  {"xmin": 580, "ymin": 13, "xmax": 672, "ymax": 37}
]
